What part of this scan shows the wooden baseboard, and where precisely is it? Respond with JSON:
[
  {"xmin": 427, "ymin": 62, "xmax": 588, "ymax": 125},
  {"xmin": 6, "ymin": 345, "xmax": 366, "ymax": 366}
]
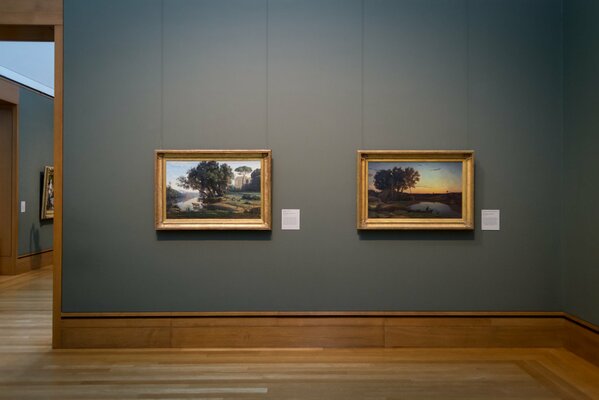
[
  {"xmin": 15, "ymin": 250, "xmax": 53, "ymax": 274},
  {"xmin": 385, "ymin": 316, "xmax": 564, "ymax": 348},
  {"xmin": 59, "ymin": 312, "xmax": 577, "ymax": 351},
  {"xmin": 61, "ymin": 318, "xmax": 171, "ymax": 349},
  {"xmin": 0, "ymin": 256, "xmax": 15, "ymax": 275},
  {"xmin": 171, "ymin": 317, "xmax": 386, "ymax": 348},
  {"xmin": 563, "ymin": 317, "xmax": 599, "ymax": 367}
]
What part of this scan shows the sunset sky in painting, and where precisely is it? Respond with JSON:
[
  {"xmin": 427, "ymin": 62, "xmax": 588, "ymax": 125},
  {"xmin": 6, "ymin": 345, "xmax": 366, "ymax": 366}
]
[{"xmin": 368, "ymin": 161, "xmax": 463, "ymax": 194}]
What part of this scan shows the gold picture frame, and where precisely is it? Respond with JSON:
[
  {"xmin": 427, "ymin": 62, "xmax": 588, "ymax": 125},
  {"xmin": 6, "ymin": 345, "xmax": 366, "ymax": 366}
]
[
  {"xmin": 155, "ymin": 150, "xmax": 272, "ymax": 230},
  {"xmin": 357, "ymin": 150, "xmax": 474, "ymax": 230},
  {"xmin": 40, "ymin": 165, "xmax": 54, "ymax": 220}
]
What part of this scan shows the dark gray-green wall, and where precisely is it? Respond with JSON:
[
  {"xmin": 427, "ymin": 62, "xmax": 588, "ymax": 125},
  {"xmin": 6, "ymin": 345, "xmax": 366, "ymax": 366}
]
[
  {"xmin": 562, "ymin": 0, "xmax": 599, "ymax": 326},
  {"xmin": 63, "ymin": 0, "xmax": 564, "ymax": 313},
  {"xmin": 18, "ymin": 88, "xmax": 53, "ymax": 256}
]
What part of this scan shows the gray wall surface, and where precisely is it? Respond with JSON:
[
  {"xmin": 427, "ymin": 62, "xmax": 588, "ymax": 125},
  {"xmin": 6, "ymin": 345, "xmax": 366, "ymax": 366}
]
[
  {"xmin": 18, "ymin": 88, "xmax": 53, "ymax": 256},
  {"xmin": 562, "ymin": 0, "xmax": 599, "ymax": 325},
  {"xmin": 63, "ymin": 0, "xmax": 564, "ymax": 313}
]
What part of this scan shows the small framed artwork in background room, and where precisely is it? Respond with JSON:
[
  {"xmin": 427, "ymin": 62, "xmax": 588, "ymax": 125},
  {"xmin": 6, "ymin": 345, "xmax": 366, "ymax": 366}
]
[
  {"xmin": 155, "ymin": 150, "xmax": 272, "ymax": 230},
  {"xmin": 40, "ymin": 166, "xmax": 54, "ymax": 220},
  {"xmin": 357, "ymin": 150, "xmax": 474, "ymax": 230}
]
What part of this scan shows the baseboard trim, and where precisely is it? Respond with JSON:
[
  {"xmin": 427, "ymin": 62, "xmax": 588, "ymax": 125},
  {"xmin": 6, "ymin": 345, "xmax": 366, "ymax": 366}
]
[
  {"xmin": 18, "ymin": 248, "xmax": 53, "ymax": 259},
  {"xmin": 15, "ymin": 249, "xmax": 53, "ymax": 274},
  {"xmin": 565, "ymin": 313, "xmax": 599, "ymax": 333},
  {"xmin": 0, "ymin": 256, "xmax": 15, "ymax": 275},
  {"xmin": 61, "ymin": 310, "xmax": 566, "ymax": 318},
  {"xmin": 58, "ymin": 312, "xmax": 599, "ymax": 366},
  {"xmin": 563, "ymin": 316, "xmax": 599, "ymax": 367}
]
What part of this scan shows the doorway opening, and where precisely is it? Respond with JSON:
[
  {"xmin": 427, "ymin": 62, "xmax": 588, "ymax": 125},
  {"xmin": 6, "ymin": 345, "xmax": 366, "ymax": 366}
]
[{"xmin": 0, "ymin": 39, "xmax": 55, "ymax": 274}]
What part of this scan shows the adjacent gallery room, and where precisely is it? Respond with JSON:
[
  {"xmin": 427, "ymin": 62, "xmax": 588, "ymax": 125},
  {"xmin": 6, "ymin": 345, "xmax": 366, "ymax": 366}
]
[
  {"xmin": 0, "ymin": 0, "xmax": 598, "ymax": 398},
  {"xmin": 0, "ymin": 40, "xmax": 54, "ymax": 276}
]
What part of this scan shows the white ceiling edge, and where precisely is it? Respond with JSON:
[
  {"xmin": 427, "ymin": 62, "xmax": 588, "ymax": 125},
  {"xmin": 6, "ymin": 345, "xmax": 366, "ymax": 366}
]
[{"xmin": 0, "ymin": 66, "xmax": 54, "ymax": 97}]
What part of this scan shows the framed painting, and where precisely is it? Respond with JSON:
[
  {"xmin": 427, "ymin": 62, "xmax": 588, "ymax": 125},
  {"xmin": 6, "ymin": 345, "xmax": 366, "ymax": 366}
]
[
  {"xmin": 155, "ymin": 150, "xmax": 272, "ymax": 230},
  {"xmin": 40, "ymin": 165, "xmax": 54, "ymax": 220},
  {"xmin": 357, "ymin": 150, "xmax": 474, "ymax": 230}
]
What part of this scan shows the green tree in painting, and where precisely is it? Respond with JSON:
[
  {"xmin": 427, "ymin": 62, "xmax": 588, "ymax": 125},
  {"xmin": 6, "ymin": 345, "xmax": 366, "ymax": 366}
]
[
  {"xmin": 374, "ymin": 167, "xmax": 420, "ymax": 201},
  {"xmin": 166, "ymin": 184, "xmax": 182, "ymax": 206},
  {"xmin": 177, "ymin": 161, "xmax": 233, "ymax": 200},
  {"xmin": 235, "ymin": 166, "xmax": 252, "ymax": 188},
  {"xmin": 246, "ymin": 168, "xmax": 261, "ymax": 192}
]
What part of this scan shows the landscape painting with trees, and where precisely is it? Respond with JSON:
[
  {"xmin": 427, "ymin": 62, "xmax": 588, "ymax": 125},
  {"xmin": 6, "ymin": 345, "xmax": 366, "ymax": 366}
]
[
  {"xmin": 358, "ymin": 150, "xmax": 474, "ymax": 230},
  {"xmin": 165, "ymin": 159, "xmax": 262, "ymax": 219},
  {"xmin": 368, "ymin": 161, "xmax": 462, "ymax": 218},
  {"xmin": 156, "ymin": 150, "xmax": 272, "ymax": 230}
]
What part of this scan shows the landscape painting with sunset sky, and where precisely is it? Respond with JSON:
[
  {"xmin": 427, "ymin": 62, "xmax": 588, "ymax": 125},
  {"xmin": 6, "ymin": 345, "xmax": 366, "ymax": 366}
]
[{"xmin": 368, "ymin": 161, "xmax": 463, "ymax": 219}]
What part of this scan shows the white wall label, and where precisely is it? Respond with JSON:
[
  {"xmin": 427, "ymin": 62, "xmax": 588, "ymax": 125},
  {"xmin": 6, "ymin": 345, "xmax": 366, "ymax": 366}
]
[
  {"xmin": 20, "ymin": 201, "xmax": 26, "ymax": 213},
  {"xmin": 481, "ymin": 209, "xmax": 500, "ymax": 231},
  {"xmin": 281, "ymin": 209, "xmax": 300, "ymax": 230}
]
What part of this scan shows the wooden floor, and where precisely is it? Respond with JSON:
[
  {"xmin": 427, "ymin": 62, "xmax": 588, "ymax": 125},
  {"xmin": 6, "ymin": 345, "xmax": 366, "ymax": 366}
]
[{"xmin": 1, "ymin": 267, "xmax": 599, "ymax": 399}]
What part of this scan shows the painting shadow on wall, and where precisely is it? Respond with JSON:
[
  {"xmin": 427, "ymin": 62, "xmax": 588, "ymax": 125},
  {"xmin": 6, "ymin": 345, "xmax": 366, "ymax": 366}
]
[
  {"xmin": 156, "ymin": 230, "xmax": 272, "ymax": 241},
  {"xmin": 358, "ymin": 229, "xmax": 475, "ymax": 241},
  {"xmin": 28, "ymin": 225, "xmax": 41, "ymax": 254}
]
